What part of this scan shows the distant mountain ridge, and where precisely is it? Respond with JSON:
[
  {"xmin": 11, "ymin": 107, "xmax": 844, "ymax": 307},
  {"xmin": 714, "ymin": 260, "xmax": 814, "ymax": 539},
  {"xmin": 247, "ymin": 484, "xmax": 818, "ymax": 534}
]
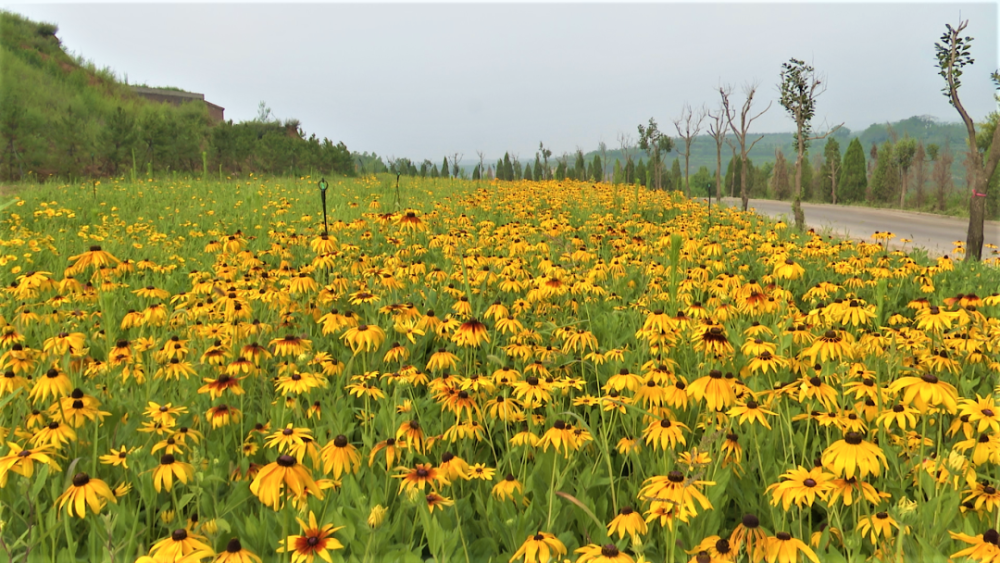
[{"xmin": 581, "ymin": 115, "xmax": 970, "ymax": 183}]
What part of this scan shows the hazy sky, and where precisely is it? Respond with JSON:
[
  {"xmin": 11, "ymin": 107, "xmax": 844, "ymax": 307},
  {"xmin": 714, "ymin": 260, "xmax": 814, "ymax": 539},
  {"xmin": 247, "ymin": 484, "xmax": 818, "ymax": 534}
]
[{"xmin": 5, "ymin": 2, "xmax": 999, "ymax": 162}]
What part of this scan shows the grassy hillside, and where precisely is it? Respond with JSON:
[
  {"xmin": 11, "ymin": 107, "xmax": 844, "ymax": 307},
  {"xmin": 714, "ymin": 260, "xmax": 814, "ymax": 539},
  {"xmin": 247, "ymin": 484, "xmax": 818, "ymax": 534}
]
[{"xmin": 0, "ymin": 10, "xmax": 354, "ymax": 181}]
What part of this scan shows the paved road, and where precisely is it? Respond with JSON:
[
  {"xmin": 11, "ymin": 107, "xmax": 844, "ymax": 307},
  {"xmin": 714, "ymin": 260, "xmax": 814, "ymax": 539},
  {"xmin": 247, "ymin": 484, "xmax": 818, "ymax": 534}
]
[{"xmin": 714, "ymin": 198, "xmax": 1000, "ymax": 257}]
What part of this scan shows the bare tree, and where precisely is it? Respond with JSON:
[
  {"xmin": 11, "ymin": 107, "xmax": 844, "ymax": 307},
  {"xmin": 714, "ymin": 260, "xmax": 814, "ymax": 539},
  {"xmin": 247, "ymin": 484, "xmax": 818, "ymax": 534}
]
[
  {"xmin": 451, "ymin": 152, "xmax": 464, "ymax": 179},
  {"xmin": 936, "ymin": 20, "xmax": 1000, "ymax": 260},
  {"xmin": 617, "ymin": 132, "xmax": 636, "ymax": 183},
  {"xmin": 538, "ymin": 142, "xmax": 552, "ymax": 180},
  {"xmin": 476, "ymin": 150, "xmax": 485, "ymax": 182},
  {"xmin": 638, "ymin": 119, "xmax": 673, "ymax": 190},
  {"xmin": 721, "ymin": 83, "xmax": 771, "ymax": 211},
  {"xmin": 673, "ymin": 104, "xmax": 707, "ymax": 197},
  {"xmin": 707, "ymin": 95, "xmax": 730, "ymax": 199}
]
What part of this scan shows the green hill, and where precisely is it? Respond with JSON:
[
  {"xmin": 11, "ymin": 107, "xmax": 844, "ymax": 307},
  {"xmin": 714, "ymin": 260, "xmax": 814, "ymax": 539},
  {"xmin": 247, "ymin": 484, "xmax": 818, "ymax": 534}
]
[{"xmin": 0, "ymin": 10, "xmax": 353, "ymax": 182}]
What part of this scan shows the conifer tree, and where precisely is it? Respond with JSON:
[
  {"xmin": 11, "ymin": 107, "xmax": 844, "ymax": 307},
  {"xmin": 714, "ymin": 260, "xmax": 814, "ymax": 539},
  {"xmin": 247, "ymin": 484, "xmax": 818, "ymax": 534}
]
[
  {"xmin": 636, "ymin": 159, "xmax": 647, "ymax": 187},
  {"xmin": 440, "ymin": 156, "xmax": 449, "ymax": 178},
  {"xmin": 870, "ymin": 140, "xmax": 900, "ymax": 203},
  {"xmin": 838, "ymin": 138, "xmax": 868, "ymax": 203},
  {"xmin": 591, "ymin": 155, "xmax": 602, "ymax": 182}
]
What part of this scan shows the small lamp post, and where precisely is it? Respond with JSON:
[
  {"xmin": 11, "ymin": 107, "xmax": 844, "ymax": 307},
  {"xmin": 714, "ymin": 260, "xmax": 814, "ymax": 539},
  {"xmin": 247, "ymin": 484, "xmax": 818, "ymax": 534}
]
[{"xmin": 318, "ymin": 178, "xmax": 329, "ymax": 236}]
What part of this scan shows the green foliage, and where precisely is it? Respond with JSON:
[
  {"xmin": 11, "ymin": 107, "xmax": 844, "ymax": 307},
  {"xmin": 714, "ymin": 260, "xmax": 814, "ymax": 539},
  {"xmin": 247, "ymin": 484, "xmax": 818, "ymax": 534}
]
[
  {"xmin": 440, "ymin": 156, "xmax": 449, "ymax": 179},
  {"xmin": 870, "ymin": 140, "xmax": 901, "ymax": 203},
  {"xmin": 574, "ymin": 150, "xmax": 586, "ymax": 181},
  {"xmin": 779, "ymin": 58, "xmax": 819, "ymax": 149},
  {"xmin": 771, "ymin": 149, "xmax": 791, "ymax": 200},
  {"xmin": 838, "ymin": 138, "xmax": 868, "ymax": 203},
  {"xmin": 724, "ymin": 156, "xmax": 759, "ymax": 198},
  {"xmin": 590, "ymin": 154, "xmax": 602, "ymax": 183},
  {"xmin": 690, "ymin": 165, "xmax": 713, "ymax": 195},
  {"xmin": 816, "ymin": 137, "xmax": 841, "ymax": 203},
  {"xmin": 635, "ymin": 159, "xmax": 647, "ymax": 187}
]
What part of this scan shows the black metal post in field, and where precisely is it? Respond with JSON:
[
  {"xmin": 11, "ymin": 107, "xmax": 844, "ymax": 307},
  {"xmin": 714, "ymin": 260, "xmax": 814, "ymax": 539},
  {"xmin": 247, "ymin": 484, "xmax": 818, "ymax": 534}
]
[{"xmin": 319, "ymin": 178, "xmax": 329, "ymax": 236}]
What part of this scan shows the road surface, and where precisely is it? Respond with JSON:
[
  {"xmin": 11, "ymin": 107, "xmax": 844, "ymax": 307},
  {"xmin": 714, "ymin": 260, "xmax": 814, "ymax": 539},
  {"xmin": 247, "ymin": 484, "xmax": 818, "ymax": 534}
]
[{"xmin": 715, "ymin": 198, "xmax": 1000, "ymax": 258}]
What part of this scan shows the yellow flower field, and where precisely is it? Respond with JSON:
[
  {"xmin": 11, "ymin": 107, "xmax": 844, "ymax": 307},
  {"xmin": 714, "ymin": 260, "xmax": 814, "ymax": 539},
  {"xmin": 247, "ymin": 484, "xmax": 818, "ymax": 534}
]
[{"xmin": 1, "ymin": 175, "xmax": 999, "ymax": 563}]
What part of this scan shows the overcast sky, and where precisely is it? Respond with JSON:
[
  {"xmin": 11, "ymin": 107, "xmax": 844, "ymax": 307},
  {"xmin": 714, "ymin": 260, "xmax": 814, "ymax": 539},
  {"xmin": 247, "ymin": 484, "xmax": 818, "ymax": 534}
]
[{"xmin": 5, "ymin": 2, "xmax": 998, "ymax": 162}]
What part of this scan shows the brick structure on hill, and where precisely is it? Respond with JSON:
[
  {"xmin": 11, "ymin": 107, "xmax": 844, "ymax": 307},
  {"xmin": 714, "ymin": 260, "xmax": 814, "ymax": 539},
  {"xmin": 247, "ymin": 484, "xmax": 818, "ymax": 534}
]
[{"xmin": 131, "ymin": 86, "xmax": 225, "ymax": 123}]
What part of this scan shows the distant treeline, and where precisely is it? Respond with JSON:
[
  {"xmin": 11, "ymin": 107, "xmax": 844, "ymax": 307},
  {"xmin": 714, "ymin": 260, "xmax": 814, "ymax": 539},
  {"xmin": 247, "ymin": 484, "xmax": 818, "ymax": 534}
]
[{"xmin": 0, "ymin": 11, "xmax": 355, "ymax": 181}]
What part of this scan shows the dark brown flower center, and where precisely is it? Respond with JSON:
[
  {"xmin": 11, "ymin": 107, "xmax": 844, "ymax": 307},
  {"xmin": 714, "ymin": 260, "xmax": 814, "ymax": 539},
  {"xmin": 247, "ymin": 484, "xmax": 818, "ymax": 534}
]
[
  {"xmin": 776, "ymin": 531, "xmax": 792, "ymax": 541},
  {"xmin": 72, "ymin": 472, "xmax": 90, "ymax": 487},
  {"xmin": 276, "ymin": 454, "xmax": 296, "ymax": 467}
]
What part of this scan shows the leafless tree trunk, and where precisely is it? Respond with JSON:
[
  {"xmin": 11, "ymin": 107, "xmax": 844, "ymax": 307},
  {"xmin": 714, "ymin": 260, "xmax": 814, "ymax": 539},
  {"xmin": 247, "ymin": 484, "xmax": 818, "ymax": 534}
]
[
  {"xmin": 451, "ymin": 152, "xmax": 463, "ymax": 178},
  {"xmin": 618, "ymin": 132, "xmax": 635, "ymax": 178},
  {"xmin": 476, "ymin": 150, "xmax": 485, "ymax": 182},
  {"xmin": 720, "ymin": 83, "xmax": 770, "ymax": 211},
  {"xmin": 673, "ymin": 103, "xmax": 707, "ymax": 197},
  {"xmin": 707, "ymin": 96, "xmax": 729, "ymax": 200}
]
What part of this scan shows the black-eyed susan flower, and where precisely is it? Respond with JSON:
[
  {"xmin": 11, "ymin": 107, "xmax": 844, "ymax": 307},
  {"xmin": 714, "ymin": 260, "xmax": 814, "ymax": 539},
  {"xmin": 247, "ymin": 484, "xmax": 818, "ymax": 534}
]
[
  {"xmin": 728, "ymin": 398, "xmax": 776, "ymax": 429},
  {"xmin": 395, "ymin": 463, "xmax": 449, "ymax": 493},
  {"xmin": 425, "ymin": 492, "xmax": 454, "ymax": 513},
  {"xmin": 54, "ymin": 472, "xmax": 116, "ymax": 517},
  {"xmin": 607, "ymin": 506, "xmax": 647, "ymax": 542},
  {"xmin": 765, "ymin": 531, "xmax": 819, "ymax": 563},
  {"xmin": 949, "ymin": 529, "xmax": 1000, "ymax": 562},
  {"xmin": 276, "ymin": 510, "xmax": 344, "ymax": 563},
  {"xmin": 821, "ymin": 432, "xmax": 887, "ymax": 479},
  {"xmin": 320, "ymin": 435, "xmax": 360, "ymax": 479},
  {"xmin": 250, "ymin": 454, "xmax": 324, "ymax": 510},
  {"xmin": 28, "ymin": 367, "xmax": 73, "ymax": 404},
  {"xmin": 270, "ymin": 335, "xmax": 312, "ymax": 357},
  {"xmin": 575, "ymin": 544, "xmax": 634, "ymax": 563},
  {"xmin": 214, "ymin": 537, "xmax": 262, "ymax": 563},
  {"xmin": 887, "ymin": 372, "xmax": 958, "ymax": 414},
  {"xmin": 510, "ymin": 532, "xmax": 566, "ymax": 563},
  {"xmin": 341, "ymin": 324, "xmax": 387, "ymax": 353},
  {"xmin": 151, "ymin": 454, "xmax": 194, "ymax": 493},
  {"xmin": 642, "ymin": 417, "xmax": 688, "ymax": 451},
  {"xmin": 492, "ymin": 473, "xmax": 524, "ymax": 501},
  {"xmin": 148, "ymin": 528, "xmax": 214, "ymax": 562},
  {"xmin": 687, "ymin": 370, "xmax": 737, "ymax": 411},
  {"xmin": 856, "ymin": 511, "xmax": 903, "ymax": 543},
  {"xmin": 766, "ymin": 465, "xmax": 835, "ymax": 511}
]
